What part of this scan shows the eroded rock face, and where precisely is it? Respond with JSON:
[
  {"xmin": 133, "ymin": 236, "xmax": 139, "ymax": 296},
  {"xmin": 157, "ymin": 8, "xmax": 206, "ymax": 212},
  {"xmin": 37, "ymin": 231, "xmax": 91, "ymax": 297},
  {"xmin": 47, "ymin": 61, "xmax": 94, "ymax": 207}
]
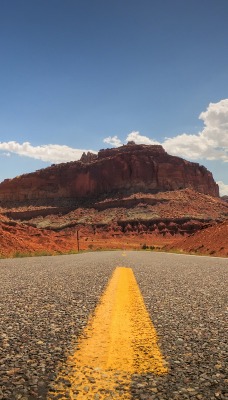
[
  {"xmin": 0, "ymin": 144, "xmax": 219, "ymax": 201},
  {"xmin": 221, "ymin": 196, "xmax": 228, "ymax": 203},
  {"xmin": 80, "ymin": 152, "xmax": 97, "ymax": 164}
]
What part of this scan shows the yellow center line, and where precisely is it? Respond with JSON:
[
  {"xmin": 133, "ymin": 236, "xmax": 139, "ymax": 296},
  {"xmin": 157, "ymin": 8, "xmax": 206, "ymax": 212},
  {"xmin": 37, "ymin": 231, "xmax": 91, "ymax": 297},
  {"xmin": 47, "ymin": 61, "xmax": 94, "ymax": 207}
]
[{"xmin": 48, "ymin": 267, "xmax": 168, "ymax": 399}]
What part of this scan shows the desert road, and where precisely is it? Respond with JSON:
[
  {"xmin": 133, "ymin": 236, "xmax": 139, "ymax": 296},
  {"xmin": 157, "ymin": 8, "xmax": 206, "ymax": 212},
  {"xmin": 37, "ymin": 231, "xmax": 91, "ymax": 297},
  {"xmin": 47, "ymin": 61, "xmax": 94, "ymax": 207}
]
[{"xmin": 0, "ymin": 251, "xmax": 227, "ymax": 399}]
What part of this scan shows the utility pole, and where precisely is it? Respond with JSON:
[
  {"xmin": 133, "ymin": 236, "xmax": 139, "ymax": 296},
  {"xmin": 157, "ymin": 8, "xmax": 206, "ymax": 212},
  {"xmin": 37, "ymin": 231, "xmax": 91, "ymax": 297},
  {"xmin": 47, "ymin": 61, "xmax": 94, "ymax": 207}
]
[{"xmin": 76, "ymin": 230, "xmax": 80, "ymax": 252}]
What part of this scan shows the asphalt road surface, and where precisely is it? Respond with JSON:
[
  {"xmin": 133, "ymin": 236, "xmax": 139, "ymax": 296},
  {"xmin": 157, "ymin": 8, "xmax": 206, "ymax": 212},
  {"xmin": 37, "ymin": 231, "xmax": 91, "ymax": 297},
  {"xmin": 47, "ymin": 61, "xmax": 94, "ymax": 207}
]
[{"xmin": 0, "ymin": 251, "xmax": 227, "ymax": 400}]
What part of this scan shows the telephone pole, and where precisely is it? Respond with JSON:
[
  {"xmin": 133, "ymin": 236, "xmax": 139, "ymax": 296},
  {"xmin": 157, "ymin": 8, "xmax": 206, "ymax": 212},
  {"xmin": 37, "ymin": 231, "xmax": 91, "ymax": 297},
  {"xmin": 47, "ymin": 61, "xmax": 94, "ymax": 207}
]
[{"xmin": 76, "ymin": 230, "xmax": 80, "ymax": 252}]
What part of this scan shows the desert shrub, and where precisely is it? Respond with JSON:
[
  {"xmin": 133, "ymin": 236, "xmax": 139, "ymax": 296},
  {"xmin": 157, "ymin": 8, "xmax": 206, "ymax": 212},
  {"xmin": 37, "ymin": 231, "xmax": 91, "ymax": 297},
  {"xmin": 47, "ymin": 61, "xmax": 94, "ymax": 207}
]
[
  {"xmin": 209, "ymin": 250, "xmax": 216, "ymax": 255},
  {"xmin": 13, "ymin": 251, "xmax": 31, "ymax": 258},
  {"xmin": 34, "ymin": 251, "xmax": 52, "ymax": 256},
  {"xmin": 67, "ymin": 249, "xmax": 78, "ymax": 254},
  {"xmin": 12, "ymin": 250, "xmax": 53, "ymax": 258}
]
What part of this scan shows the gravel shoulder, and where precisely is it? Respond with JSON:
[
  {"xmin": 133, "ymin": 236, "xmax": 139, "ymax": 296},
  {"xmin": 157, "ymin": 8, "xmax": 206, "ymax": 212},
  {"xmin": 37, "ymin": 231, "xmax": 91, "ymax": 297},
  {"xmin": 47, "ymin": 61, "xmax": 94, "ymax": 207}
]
[{"xmin": 0, "ymin": 251, "xmax": 227, "ymax": 399}]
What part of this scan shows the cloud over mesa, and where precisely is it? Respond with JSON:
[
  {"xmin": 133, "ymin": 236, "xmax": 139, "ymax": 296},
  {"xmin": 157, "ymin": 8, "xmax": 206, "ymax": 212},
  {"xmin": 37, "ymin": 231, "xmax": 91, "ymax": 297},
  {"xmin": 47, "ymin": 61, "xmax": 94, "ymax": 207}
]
[
  {"xmin": 0, "ymin": 99, "xmax": 227, "ymax": 195},
  {"xmin": 0, "ymin": 141, "xmax": 97, "ymax": 163},
  {"xmin": 104, "ymin": 99, "xmax": 228, "ymax": 162},
  {"xmin": 217, "ymin": 181, "xmax": 228, "ymax": 196}
]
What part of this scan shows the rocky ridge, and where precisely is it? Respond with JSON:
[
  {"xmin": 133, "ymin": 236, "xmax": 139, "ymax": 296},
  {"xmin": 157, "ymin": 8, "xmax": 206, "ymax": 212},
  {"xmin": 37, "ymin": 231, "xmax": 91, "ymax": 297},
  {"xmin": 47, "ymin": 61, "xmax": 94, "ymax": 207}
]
[
  {"xmin": 0, "ymin": 188, "xmax": 227, "ymax": 257},
  {"xmin": 0, "ymin": 144, "xmax": 227, "ymax": 258},
  {"xmin": 0, "ymin": 144, "xmax": 219, "ymax": 202},
  {"xmin": 165, "ymin": 220, "xmax": 228, "ymax": 257}
]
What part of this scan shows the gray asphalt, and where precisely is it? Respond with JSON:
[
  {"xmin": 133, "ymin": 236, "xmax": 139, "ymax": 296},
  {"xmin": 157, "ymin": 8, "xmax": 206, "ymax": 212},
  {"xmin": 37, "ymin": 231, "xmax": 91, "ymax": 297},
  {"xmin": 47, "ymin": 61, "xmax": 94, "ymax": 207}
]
[{"xmin": 0, "ymin": 251, "xmax": 227, "ymax": 400}]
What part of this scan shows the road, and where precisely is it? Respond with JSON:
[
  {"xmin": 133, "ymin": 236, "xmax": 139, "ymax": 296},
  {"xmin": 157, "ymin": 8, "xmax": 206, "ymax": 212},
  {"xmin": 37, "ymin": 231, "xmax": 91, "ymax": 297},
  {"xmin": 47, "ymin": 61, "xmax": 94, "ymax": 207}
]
[{"xmin": 0, "ymin": 251, "xmax": 227, "ymax": 399}]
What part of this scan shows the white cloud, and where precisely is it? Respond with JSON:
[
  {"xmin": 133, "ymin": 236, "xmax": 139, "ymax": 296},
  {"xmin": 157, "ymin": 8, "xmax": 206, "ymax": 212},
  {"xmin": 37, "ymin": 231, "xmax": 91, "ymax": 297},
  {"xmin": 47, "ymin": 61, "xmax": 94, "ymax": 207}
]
[
  {"xmin": 103, "ymin": 131, "xmax": 159, "ymax": 147},
  {"xmin": 217, "ymin": 181, "xmax": 228, "ymax": 196},
  {"xmin": 0, "ymin": 141, "xmax": 97, "ymax": 163},
  {"xmin": 1, "ymin": 99, "xmax": 227, "ymax": 188},
  {"xmin": 103, "ymin": 135, "xmax": 122, "ymax": 147},
  {"xmin": 163, "ymin": 99, "xmax": 228, "ymax": 161},
  {"xmin": 126, "ymin": 131, "xmax": 160, "ymax": 145},
  {"xmin": 103, "ymin": 99, "xmax": 228, "ymax": 162}
]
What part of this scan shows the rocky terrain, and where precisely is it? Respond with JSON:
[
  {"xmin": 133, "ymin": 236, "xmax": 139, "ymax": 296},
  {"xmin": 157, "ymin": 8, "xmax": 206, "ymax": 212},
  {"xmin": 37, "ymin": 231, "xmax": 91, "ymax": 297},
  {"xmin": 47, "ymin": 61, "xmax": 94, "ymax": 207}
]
[
  {"xmin": 0, "ymin": 143, "xmax": 227, "ymax": 258},
  {"xmin": 0, "ymin": 188, "xmax": 227, "ymax": 257},
  {"xmin": 0, "ymin": 214, "xmax": 78, "ymax": 258},
  {"xmin": 165, "ymin": 220, "xmax": 228, "ymax": 257},
  {"xmin": 0, "ymin": 143, "xmax": 219, "ymax": 201}
]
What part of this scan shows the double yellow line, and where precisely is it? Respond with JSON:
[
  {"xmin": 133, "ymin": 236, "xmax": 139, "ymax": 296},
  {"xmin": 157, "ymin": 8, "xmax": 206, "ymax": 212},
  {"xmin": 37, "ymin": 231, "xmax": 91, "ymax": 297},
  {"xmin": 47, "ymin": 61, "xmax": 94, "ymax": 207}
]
[{"xmin": 49, "ymin": 267, "xmax": 168, "ymax": 399}]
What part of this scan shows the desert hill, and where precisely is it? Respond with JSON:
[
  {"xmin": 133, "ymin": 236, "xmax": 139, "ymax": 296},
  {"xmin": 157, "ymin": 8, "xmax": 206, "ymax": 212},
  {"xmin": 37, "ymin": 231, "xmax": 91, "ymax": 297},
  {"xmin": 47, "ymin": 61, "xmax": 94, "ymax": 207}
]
[
  {"xmin": 0, "ymin": 144, "xmax": 227, "ymax": 257},
  {"xmin": 0, "ymin": 192, "xmax": 227, "ymax": 257},
  {"xmin": 1, "ymin": 188, "xmax": 227, "ymax": 232},
  {"xmin": 0, "ymin": 188, "xmax": 227, "ymax": 257},
  {"xmin": 165, "ymin": 220, "xmax": 228, "ymax": 257},
  {"xmin": 0, "ymin": 215, "xmax": 77, "ymax": 257},
  {"xmin": 0, "ymin": 143, "xmax": 219, "ymax": 201}
]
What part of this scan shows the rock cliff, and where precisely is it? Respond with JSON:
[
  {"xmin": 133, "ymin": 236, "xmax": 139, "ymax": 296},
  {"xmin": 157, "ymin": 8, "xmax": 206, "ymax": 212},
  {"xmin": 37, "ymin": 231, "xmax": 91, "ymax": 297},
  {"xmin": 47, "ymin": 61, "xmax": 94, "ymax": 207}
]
[{"xmin": 0, "ymin": 144, "xmax": 219, "ymax": 202}]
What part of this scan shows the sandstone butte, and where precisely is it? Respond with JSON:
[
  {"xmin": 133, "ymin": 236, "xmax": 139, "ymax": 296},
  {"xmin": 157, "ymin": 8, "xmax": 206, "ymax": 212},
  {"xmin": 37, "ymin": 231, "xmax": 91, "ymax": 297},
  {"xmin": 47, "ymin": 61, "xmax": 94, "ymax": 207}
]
[
  {"xmin": 0, "ymin": 143, "xmax": 227, "ymax": 258},
  {"xmin": 0, "ymin": 143, "xmax": 219, "ymax": 201}
]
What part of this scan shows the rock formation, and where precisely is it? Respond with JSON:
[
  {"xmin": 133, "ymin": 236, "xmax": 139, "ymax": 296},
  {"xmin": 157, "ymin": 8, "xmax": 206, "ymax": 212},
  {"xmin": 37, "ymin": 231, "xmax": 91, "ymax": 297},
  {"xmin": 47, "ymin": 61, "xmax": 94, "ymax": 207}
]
[
  {"xmin": 221, "ymin": 195, "xmax": 228, "ymax": 203},
  {"xmin": 80, "ymin": 151, "xmax": 97, "ymax": 164},
  {"xmin": 0, "ymin": 144, "xmax": 219, "ymax": 202}
]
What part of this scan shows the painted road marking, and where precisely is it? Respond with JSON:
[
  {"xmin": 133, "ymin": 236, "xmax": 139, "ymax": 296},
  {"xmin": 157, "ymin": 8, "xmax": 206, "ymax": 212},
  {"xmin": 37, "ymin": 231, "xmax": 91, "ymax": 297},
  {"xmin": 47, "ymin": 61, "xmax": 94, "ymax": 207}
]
[{"xmin": 48, "ymin": 267, "xmax": 168, "ymax": 399}]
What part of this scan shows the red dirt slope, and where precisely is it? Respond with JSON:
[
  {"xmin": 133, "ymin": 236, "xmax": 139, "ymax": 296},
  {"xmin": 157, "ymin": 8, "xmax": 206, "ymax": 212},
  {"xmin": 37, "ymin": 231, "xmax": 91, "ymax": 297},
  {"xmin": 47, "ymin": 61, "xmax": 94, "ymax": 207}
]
[
  {"xmin": 0, "ymin": 217, "xmax": 78, "ymax": 257},
  {"xmin": 165, "ymin": 220, "xmax": 228, "ymax": 257}
]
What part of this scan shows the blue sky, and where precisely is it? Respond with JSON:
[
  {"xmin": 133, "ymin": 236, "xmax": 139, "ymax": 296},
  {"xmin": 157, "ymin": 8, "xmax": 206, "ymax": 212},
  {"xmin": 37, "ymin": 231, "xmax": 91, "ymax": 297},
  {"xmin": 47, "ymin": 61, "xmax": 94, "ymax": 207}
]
[{"xmin": 0, "ymin": 0, "xmax": 227, "ymax": 195}]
